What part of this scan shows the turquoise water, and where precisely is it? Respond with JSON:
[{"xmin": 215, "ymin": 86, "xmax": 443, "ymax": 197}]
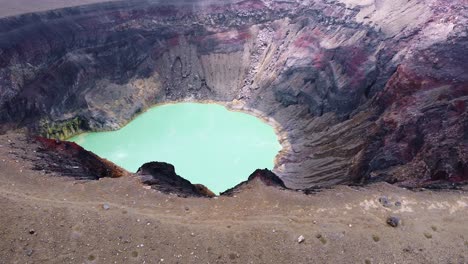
[{"xmin": 69, "ymin": 103, "xmax": 281, "ymax": 194}]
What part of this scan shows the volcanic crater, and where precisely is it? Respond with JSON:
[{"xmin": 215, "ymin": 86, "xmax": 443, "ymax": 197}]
[
  {"xmin": 1, "ymin": 0, "xmax": 466, "ymax": 192},
  {"xmin": 0, "ymin": 0, "xmax": 467, "ymax": 263}
]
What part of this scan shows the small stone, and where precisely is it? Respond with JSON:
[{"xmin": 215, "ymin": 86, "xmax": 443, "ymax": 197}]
[
  {"xmin": 103, "ymin": 204, "xmax": 110, "ymax": 210},
  {"xmin": 372, "ymin": 234, "xmax": 380, "ymax": 242},
  {"xmin": 316, "ymin": 234, "xmax": 327, "ymax": 244},
  {"xmin": 386, "ymin": 216, "xmax": 400, "ymax": 227},
  {"xmin": 395, "ymin": 201, "xmax": 402, "ymax": 207},
  {"xmin": 403, "ymin": 246, "xmax": 412, "ymax": 253},
  {"xmin": 29, "ymin": 229, "xmax": 36, "ymax": 235},
  {"xmin": 297, "ymin": 235, "xmax": 305, "ymax": 243},
  {"xmin": 25, "ymin": 249, "xmax": 34, "ymax": 256},
  {"xmin": 378, "ymin": 196, "xmax": 392, "ymax": 207}
]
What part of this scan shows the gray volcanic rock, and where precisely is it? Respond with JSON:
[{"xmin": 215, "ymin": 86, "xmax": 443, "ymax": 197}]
[
  {"xmin": 0, "ymin": 0, "xmax": 466, "ymax": 189},
  {"xmin": 221, "ymin": 169, "xmax": 286, "ymax": 196},
  {"xmin": 136, "ymin": 161, "xmax": 214, "ymax": 198}
]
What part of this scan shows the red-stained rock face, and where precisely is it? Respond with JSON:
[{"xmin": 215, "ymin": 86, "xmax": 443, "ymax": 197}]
[
  {"xmin": 363, "ymin": 65, "xmax": 468, "ymax": 187},
  {"xmin": 33, "ymin": 137, "xmax": 127, "ymax": 180}
]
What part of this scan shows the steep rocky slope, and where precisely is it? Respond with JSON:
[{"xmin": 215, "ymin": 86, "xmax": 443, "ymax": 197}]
[{"xmin": 0, "ymin": 0, "xmax": 466, "ymax": 190}]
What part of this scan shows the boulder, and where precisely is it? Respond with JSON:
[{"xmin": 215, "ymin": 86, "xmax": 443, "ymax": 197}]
[{"xmin": 136, "ymin": 162, "xmax": 215, "ymax": 198}]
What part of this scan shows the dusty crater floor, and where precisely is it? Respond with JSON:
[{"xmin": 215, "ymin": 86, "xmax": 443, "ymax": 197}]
[{"xmin": 0, "ymin": 132, "xmax": 467, "ymax": 264}]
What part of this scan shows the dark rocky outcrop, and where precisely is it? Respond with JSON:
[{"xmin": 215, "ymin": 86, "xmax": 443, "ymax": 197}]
[
  {"xmin": 33, "ymin": 136, "xmax": 126, "ymax": 180},
  {"xmin": 0, "ymin": 0, "xmax": 466, "ymax": 189},
  {"xmin": 221, "ymin": 169, "xmax": 286, "ymax": 196},
  {"xmin": 193, "ymin": 184, "xmax": 216, "ymax": 198},
  {"xmin": 136, "ymin": 162, "xmax": 215, "ymax": 198}
]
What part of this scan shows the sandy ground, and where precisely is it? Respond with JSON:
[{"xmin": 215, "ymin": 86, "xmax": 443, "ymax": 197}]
[
  {"xmin": 0, "ymin": 132, "xmax": 467, "ymax": 264},
  {"xmin": 0, "ymin": 0, "xmax": 119, "ymax": 18}
]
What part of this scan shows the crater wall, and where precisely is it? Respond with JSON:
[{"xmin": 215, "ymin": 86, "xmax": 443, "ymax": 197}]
[{"xmin": 0, "ymin": 0, "xmax": 466, "ymax": 189}]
